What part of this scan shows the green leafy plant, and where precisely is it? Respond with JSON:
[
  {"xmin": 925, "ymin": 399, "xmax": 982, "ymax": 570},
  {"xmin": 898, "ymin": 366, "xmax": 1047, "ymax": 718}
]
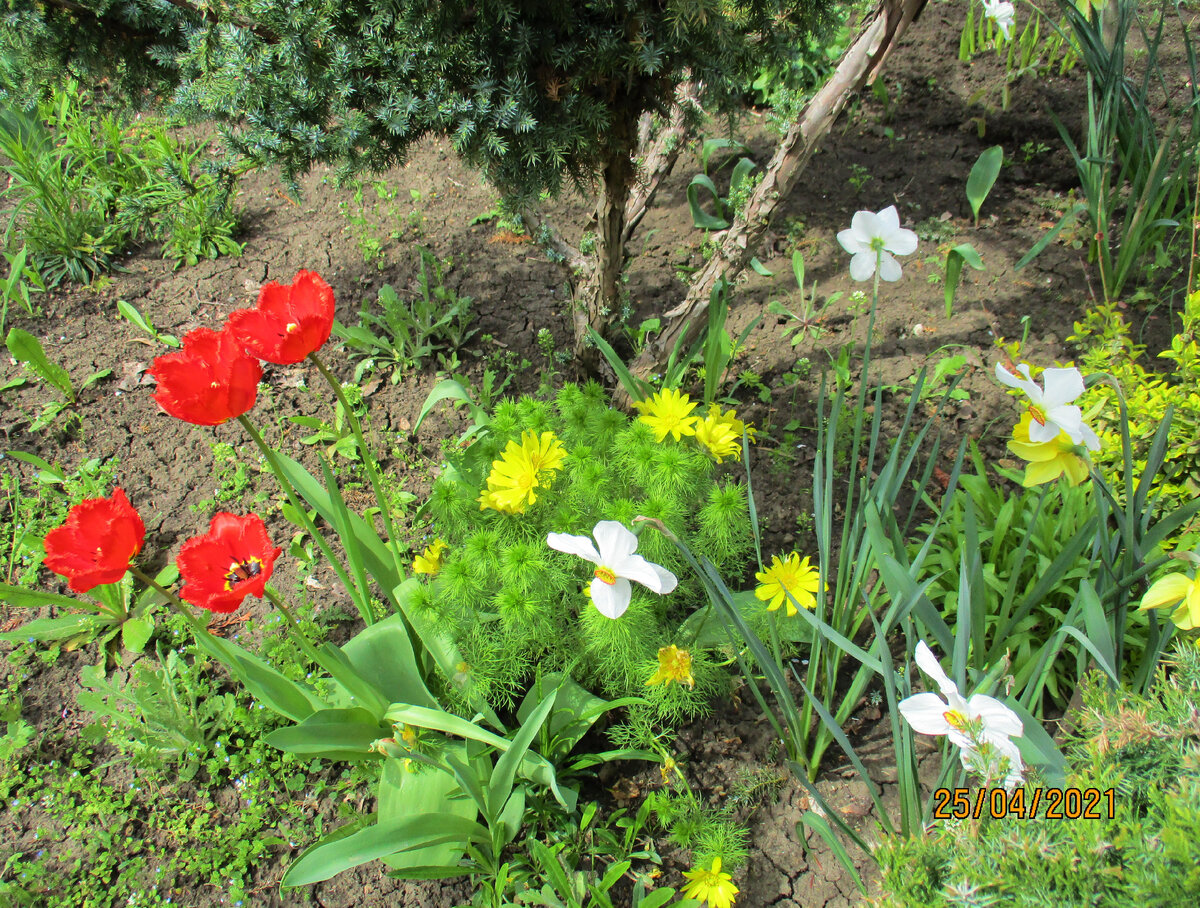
[
  {"xmin": 0, "ymin": 246, "xmax": 44, "ymax": 336},
  {"xmin": 959, "ymin": 2, "xmax": 1078, "ymax": 111},
  {"xmin": 687, "ymin": 150, "xmax": 772, "ymax": 277},
  {"xmin": 335, "ymin": 248, "xmax": 476, "ymax": 380},
  {"xmin": 4, "ymin": 328, "xmax": 110, "ymax": 431},
  {"xmin": 942, "ymin": 242, "xmax": 984, "ymax": 316},
  {"xmin": 77, "ymin": 646, "xmax": 237, "ymax": 779},
  {"xmin": 767, "ymin": 250, "xmax": 841, "ymax": 344},
  {"xmin": 0, "ymin": 83, "xmax": 242, "ymax": 284},
  {"xmin": 116, "ymin": 298, "xmax": 180, "ymax": 348},
  {"xmin": 1018, "ymin": 0, "xmax": 1199, "ymax": 302}
]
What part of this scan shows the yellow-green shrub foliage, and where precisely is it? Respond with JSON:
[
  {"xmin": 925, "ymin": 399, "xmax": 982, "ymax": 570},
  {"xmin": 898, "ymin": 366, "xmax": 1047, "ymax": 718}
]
[
  {"xmin": 1069, "ymin": 295, "xmax": 1200, "ymax": 550},
  {"xmin": 414, "ymin": 382, "xmax": 752, "ymax": 720}
]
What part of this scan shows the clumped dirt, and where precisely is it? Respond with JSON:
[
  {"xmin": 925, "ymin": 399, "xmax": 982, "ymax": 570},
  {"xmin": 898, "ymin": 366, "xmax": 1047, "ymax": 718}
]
[{"xmin": 0, "ymin": 6, "xmax": 1153, "ymax": 906}]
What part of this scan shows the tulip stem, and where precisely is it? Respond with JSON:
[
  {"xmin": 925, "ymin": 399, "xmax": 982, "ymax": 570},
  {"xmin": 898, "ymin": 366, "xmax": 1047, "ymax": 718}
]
[
  {"xmin": 236, "ymin": 413, "xmax": 377, "ymax": 625},
  {"xmin": 307, "ymin": 351, "xmax": 406, "ymax": 574},
  {"xmin": 264, "ymin": 585, "xmax": 327, "ymax": 667},
  {"xmin": 128, "ymin": 565, "xmax": 206, "ymax": 633}
]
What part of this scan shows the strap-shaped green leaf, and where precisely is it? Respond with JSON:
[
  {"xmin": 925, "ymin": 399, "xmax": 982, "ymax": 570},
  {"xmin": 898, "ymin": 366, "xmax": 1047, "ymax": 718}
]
[
  {"xmin": 282, "ymin": 812, "xmax": 485, "ymax": 887},
  {"xmin": 264, "ymin": 707, "xmax": 386, "ymax": 761}
]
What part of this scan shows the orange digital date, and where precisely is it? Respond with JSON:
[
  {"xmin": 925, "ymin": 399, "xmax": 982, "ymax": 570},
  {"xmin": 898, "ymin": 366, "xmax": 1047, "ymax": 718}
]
[{"xmin": 931, "ymin": 787, "xmax": 1116, "ymax": 820}]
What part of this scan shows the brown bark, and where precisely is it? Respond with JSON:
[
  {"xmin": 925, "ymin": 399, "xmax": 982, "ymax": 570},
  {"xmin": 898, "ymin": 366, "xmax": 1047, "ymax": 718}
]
[
  {"xmin": 624, "ymin": 85, "xmax": 697, "ymax": 244},
  {"xmin": 572, "ymin": 141, "xmax": 636, "ymax": 370},
  {"xmin": 623, "ymin": 0, "xmax": 929, "ymax": 390}
]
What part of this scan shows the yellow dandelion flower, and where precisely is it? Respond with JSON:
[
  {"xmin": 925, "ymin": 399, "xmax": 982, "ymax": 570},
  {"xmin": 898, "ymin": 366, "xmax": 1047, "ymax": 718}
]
[
  {"xmin": 1007, "ymin": 412, "xmax": 1091, "ymax": 488},
  {"xmin": 755, "ymin": 552, "xmax": 821, "ymax": 616},
  {"xmin": 646, "ymin": 644, "xmax": 695, "ymax": 689},
  {"xmin": 479, "ymin": 430, "xmax": 567, "ymax": 514},
  {"xmin": 633, "ymin": 388, "xmax": 699, "ymax": 441},
  {"xmin": 681, "ymin": 857, "xmax": 739, "ymax": 908},
  {"xmin": 412, "ymin": 539, "xmax": 448, "ymax": 575},
  {"xmin": 694, "ymin": 414, "xmax": 742, "ymax": 463}
]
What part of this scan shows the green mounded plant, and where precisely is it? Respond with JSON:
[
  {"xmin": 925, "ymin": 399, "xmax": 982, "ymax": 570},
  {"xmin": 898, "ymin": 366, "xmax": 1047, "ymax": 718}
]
[
  {"xmin": 412, "ymin": 381, "xmax": 754, "ymax": 717},
  {"xmin": 873, "ymin": 643, "xmax": 1200, "ymax": 907},
  {"xmin": 0, "ymin": 82, "xmax": 241, "ymax": 284}
]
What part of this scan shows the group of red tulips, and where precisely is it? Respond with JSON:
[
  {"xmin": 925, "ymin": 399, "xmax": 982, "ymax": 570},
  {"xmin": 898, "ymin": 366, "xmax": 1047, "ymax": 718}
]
[{"xmin": 41, "ymin": 270, "xmax": 336, "ymax": 614}]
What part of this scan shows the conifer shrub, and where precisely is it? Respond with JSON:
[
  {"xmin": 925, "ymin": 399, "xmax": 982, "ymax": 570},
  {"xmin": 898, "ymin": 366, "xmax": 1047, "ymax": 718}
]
[{"xmin": 414, "ymin": 382, "xmax": 754, "ymax": 719}]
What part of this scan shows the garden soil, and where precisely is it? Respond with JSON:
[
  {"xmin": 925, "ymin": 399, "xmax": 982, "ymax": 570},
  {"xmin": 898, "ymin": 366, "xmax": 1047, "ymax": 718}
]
[{"xmin": 0, "ymin": 6, "xmax": 1173, "ymax": 907}]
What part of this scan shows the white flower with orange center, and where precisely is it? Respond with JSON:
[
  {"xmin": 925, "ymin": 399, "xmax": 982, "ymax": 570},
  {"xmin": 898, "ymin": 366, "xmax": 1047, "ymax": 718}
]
[
  {"xmin": 994, "ymin": 362, "xmax": 1100, "ymax": 450},
  {"xmin": 547, "ymin": 520, "xmax": 678, "ymax": 619},
  {"xmin": 899, "ymin": 641, "xmax": 1025, "ymax": 788}
]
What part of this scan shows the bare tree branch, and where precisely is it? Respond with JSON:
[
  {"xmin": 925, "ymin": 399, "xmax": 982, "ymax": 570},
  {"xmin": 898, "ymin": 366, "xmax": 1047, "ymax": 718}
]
[
  {"xmin": 623, "ymin": 82, "xmax": 698, "ymax": 244},
  {"xmin": 624, "ymin": 0, "xmax": 929, "ymax": 388},
  {"xmin": 521, "ymin": 206, "xmax": 592, "ymax": 278}
]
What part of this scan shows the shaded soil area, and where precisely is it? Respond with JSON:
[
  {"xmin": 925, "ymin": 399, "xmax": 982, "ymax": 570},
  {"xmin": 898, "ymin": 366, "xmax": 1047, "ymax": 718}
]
[{"xmin": 0, "ymin": 6, "xmax": 1158, "ymax": 907}]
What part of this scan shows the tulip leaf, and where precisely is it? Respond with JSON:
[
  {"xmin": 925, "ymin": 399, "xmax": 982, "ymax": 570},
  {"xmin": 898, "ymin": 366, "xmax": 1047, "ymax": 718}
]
[
  {"xmin": 190, "ymin": 626, "xmax": 325, "ymax": 722},
  {"xmin": 282, "ymin": 812, "xmax": 485, "ymax": 887},
  {"xmin": 378, "ymin": 752, "xmax": 477, "ymax": 872},
  {"xmin": 488, "ymin": 688, "xmax": 555, "ymax": 817},
  {"xmin": 263, "ymin": 707, "xmax": 386, "ymax": 761},
  {"xmin": 0, "ymin": 613, "xmax": 98, "ymax": 643},
  {"xmin": 0, "ymin": 582, "xmax": 88, "ymax": 612},
  {"xmin": 966, "ymin": 145, "xmax": 1003, "ymax": 224},
  {"xmin": 340, "ymin": 613, "xmax": 438, "ymax": 710},
  {"xmin": 686, "ymin": 174, "xmax": 730, "ymax": 230},
  {"xmin": 271, "ymin": 451, "xmax": 398, "ymax": 595},
  {"xmin": 944, "ymin": 243, "xmax": 985, "ymax": 317}
]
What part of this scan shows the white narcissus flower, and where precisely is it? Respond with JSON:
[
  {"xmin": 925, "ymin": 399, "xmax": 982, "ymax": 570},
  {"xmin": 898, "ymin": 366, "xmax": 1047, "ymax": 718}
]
[
  {"xmin": 547, "ymin": 520, "xmax": 678, "ymax": 619},
  {"xmin": 899, "ymin": 641, "xmax": 1025, "ymax": 789},
  {"xmin": 994, "ymin": 362, "xmax": 1101, "ymax": 450},
  {"xmin": 836, "ymin": 205, "xmax": 919, "ymax": 282},
  {"xmin": 983, "ymin": 0, "xmax": 1016, "ymax": 40}
]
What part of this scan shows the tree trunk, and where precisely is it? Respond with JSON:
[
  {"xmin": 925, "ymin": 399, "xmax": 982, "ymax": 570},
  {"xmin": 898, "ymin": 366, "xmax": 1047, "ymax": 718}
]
[
  {"xmin": 622, "ymin": 0, "xmax": 929, "ymax": 391},
  {"xmin": 572, "ymin": 142, "xmax": 635, "ymax": 370}
]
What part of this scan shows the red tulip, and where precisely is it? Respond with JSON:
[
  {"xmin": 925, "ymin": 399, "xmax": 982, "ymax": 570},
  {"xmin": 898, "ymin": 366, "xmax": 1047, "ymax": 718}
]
[
  {"xmin": 150, "ymin": 326, "xmax": 262, "ymax": 426},
  {"xmin": 43, "ymin": 488, "xmax": 145, "ymax": 593},
  {"xmin": 227, "ymin": 270, "xmax": 336, "ymax": 365},
  {"xmin": 176, "ymin": 513, "xmax": 282, "ymax": 613}
]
